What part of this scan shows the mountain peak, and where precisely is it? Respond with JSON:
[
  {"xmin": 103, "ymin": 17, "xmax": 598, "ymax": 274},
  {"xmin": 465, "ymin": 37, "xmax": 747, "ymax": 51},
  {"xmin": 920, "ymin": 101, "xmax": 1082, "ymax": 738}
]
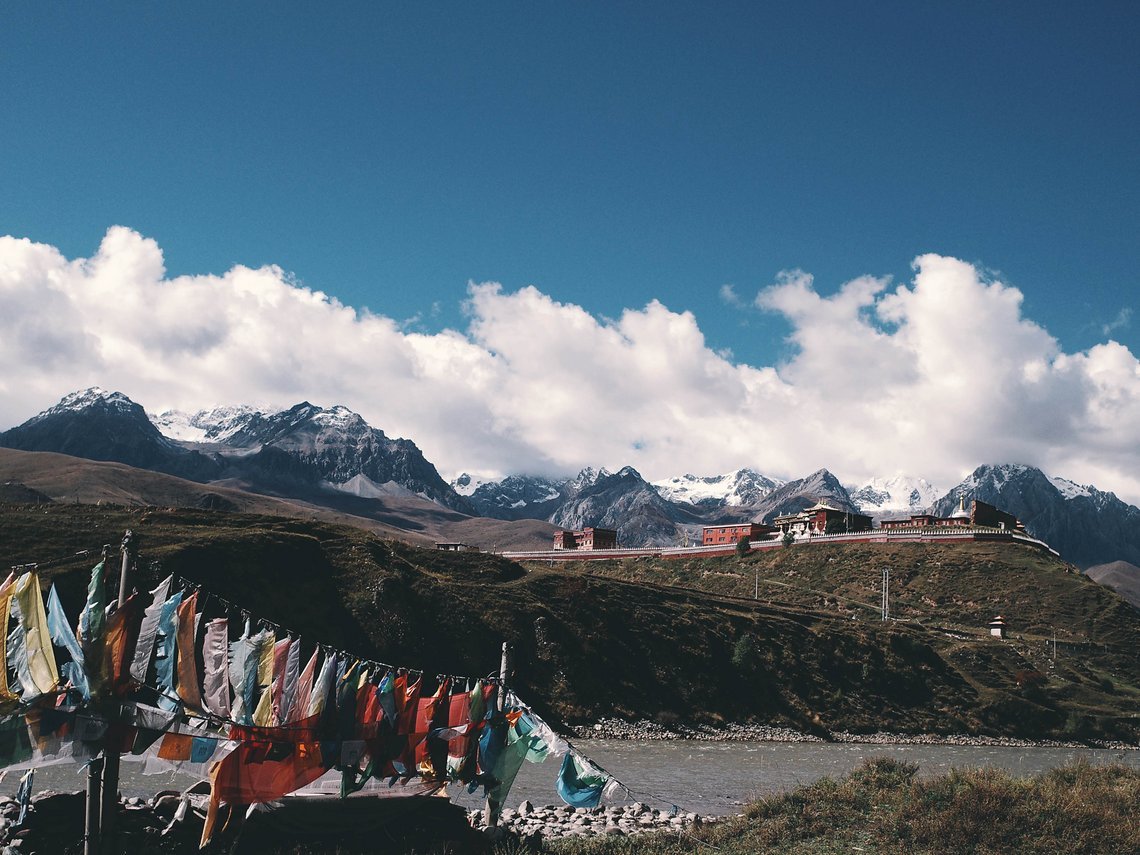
[
  {"xmin": 310, "ymin": 405, "xmax": 367, "ymax": 430},
  {"xmin": 36, "ymin": 387, "xmax": 137, "ymax": 420}
]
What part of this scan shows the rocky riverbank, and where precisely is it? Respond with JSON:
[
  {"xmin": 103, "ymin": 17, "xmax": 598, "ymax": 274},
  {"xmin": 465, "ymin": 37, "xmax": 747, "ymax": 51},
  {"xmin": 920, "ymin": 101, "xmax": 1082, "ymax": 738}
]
[
  {"xmin": 0, "ymin": 788, "xmax": 714, "ymax": 853},
  {"xmin": 571, "ymin": 718, "xmax": 1138, "ymax": 750},
  {"xmin": 469, "ymin": 800, "xmax": 717, "ymax": 842}
]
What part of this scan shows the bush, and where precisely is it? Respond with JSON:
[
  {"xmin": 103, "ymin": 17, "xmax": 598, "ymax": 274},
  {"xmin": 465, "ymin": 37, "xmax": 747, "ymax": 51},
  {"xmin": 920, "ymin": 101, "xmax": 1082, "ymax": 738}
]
[{"xmin": 731, "ymin": 632, "xmax": 761, "ymax": 674}]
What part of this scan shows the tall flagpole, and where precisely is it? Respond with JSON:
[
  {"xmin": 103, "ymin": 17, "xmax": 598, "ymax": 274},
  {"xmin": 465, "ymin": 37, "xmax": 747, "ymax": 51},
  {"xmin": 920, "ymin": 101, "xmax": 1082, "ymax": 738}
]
[{"xmin": 100, "ymin": 530, "xmax": 134, "ymax": 846}]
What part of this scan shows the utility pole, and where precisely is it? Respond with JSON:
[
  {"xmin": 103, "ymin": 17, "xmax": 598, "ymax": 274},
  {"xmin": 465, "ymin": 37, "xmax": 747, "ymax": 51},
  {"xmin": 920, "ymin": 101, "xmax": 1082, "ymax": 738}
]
[{"xmin": 881, "ymin": 567, "xmax": 890, "ymax": 622}]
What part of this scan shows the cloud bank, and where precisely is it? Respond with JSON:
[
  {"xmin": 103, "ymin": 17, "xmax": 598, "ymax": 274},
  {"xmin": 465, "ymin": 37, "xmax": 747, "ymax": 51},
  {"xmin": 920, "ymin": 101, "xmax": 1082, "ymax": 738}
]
[{"xmin": 2, "ymin": 227, "xmax": 1138, "ymax": 504}]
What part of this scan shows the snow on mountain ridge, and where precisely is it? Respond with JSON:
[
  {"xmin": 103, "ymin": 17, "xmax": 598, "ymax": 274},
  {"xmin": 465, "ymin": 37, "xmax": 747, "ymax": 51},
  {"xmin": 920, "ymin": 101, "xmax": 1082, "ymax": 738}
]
[
  {"xmin": 1049, "ymin": 476, "xmax": 1093, "ymax": 500},
  {"xmin": 150, "ymin": 404, "xmax": 267, "ymax": 443},
  {"xmin": 450, "ymin": 473, "xmax": 483, "ymax": 497},
  {"xmin": 652, "ymin": 468, "xmax": 782, "ymax": 507},
  {"xmin": 311, "ymin": 405, "xmax": 364, "ymax": 429},
  {"xmin": 848, "ymin": 475, "xmax": 940, "ymax": 515}
]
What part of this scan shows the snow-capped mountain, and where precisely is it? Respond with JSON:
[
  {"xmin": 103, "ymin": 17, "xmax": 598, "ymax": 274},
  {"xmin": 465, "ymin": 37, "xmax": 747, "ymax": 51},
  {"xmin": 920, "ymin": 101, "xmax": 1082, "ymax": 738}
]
[
  {"xmin": 458, "ymin": 466, "xmax": 858, "ymax": 543},
  {"xmin": 847, "ymin": 475, "xmax": 940, "ymax": 518},
  {"xmin": 0, "ymin": 387, "xmax": 219, "ymax": 480},
  {"xmin": 653, "ymin": 468, "xmax": 783, "ymax": 510},
  {"xmin": 934, "ymin": 463, "xmax": 1140, "ymax": 568},
  {"xmin": 9, "ymin": 391, "xmax": 1140, "ymax": 564},
  {"xmin": 29, "ymin": 387, "xmax": 137, "ymax": 423},
  {"xmin": 206, "ymin": 401, "xmax": 474, "ymax": 512},
  {"xmin": 1, "ymin": 389, "xmax": 472, "ymax": 514}
]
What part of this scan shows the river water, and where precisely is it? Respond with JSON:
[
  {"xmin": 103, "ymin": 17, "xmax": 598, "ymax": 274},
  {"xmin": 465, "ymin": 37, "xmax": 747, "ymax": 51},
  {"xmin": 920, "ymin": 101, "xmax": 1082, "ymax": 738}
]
[{"xmin": 5, "ymin": 740, "xmax": 1138, "ymax": 816}]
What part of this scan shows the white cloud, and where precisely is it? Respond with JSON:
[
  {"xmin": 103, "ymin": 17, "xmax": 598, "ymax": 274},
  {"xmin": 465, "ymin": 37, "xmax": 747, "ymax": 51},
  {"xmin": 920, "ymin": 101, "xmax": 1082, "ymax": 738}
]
[
  {"xmin": 718, "ymin": 283, "xmax": 743, "ymax": 307},
  {"xmin": 1, "ymin": 227, "xmax": 1139, "ymax": 506},
  {"xmin": 1102, "ymin": 307, "xmax": 1132, "ymax": 337}
]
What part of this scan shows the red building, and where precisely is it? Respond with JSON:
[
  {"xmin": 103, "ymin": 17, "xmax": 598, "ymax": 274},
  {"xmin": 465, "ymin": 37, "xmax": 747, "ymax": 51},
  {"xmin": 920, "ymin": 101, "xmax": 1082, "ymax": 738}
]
[
  {"xmin": 553, "ymin": 527, "xmax": 618, "ymax": 550},
  {"xmin": 773, "ymin": 503, "xmax": 873, "ymax": 536},
  {"xmin": 879, "ymin": 498, "xmax": 1024, "ymax": 532},
  {"xmin": 702, "ymin": 522, "xmax": 775, "ymax": 546}
]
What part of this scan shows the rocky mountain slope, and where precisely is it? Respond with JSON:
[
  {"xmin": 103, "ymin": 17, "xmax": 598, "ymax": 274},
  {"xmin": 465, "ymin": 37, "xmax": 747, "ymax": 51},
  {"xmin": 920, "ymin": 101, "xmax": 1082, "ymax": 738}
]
[
  {"xmin": 7, "ymin": 390, "xmax": 1140, "ymax": 565},
  {"xmin": 0, "ymin": 389, "xmax": 473, "ymax": 515},
  {"xmin": 0, "ymin": 388, "xmax": 220, "ymax": 481},
  {"xmin": 1084, "ymin": 561, "xmax": 1140, "ymax": 610},
  {"xmin": 455, "ymin": 473, "xmax": 568, "ymax": 521},
  {"xmin": 742, "ymin": 468, "xmax": 862, "ymax": 522},
  {"xmin": 548, "ymin": 466, "xmax": 701, "ymax": 546}
]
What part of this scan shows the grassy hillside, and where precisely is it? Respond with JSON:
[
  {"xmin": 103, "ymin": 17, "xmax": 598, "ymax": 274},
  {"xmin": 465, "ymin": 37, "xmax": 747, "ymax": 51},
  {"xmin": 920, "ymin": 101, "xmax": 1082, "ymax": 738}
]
[{"xmin": 2, "ymin": 501, "xmax": 1138, "ymax": 742}]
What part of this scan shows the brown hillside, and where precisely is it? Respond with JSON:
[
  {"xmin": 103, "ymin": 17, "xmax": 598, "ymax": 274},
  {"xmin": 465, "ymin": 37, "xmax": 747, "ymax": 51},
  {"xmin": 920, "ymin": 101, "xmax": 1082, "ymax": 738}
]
[
  {"xmin": 2, "ymin": 501, "xmax": 1137, "ymax": 742},
  {"xmin": 0, "ymin": 448, "xmax": 553, "ymax": 550}
]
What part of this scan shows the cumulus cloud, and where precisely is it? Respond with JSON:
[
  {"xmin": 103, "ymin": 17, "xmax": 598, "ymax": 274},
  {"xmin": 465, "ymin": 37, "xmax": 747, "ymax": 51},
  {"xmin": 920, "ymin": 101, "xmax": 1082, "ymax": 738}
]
[{"xmin": 1, "ymin": 227, "xmax": 1139, "ymax": 505}]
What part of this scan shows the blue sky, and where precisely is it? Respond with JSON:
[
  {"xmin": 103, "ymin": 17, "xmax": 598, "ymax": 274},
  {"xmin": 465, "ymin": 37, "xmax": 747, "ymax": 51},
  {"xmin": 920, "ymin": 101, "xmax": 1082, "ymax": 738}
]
[
  {"xmin": 2, "ymin": 3, "xmax": 1139, "ymax": 500},
  {"xmin": 5, "ymin": 2, "xmax": 1135, "ymax": 363}
]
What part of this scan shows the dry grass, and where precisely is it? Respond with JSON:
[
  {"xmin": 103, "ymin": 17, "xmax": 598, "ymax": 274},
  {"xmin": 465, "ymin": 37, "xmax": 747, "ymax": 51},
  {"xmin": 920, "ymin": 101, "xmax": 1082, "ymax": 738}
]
[{"xmin": 545, "ymin": 758, "xmax": 1140, "ymax": 855}]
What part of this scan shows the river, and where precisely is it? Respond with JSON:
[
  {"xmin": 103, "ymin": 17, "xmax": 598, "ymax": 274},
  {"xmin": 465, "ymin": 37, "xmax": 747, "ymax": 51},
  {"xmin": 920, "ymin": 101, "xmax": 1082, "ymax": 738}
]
[{"xmin": 5, "ymin": 740, "xmax": 1138, "ymax": 816}]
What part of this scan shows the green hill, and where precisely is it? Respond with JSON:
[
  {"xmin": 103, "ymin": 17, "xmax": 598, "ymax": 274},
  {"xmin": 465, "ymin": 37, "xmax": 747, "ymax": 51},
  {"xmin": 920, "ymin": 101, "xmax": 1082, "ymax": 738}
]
[{"xmin": 2, "ymin": 502, "xmax": 1138, "ymax": 743}]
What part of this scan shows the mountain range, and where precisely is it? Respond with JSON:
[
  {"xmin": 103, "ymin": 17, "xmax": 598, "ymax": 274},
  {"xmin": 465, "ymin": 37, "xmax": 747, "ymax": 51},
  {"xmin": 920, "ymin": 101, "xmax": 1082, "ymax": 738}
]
[{"xmin": 3, "ymin": 388, "xmax": 1140, "ymax": 570}]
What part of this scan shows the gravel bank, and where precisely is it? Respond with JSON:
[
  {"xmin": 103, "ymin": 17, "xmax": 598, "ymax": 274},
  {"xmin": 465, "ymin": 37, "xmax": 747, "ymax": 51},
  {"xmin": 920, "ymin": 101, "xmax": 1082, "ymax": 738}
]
[{"xmin": 571, "ymin": 718, "xmax": 1138, "ymax": 750}]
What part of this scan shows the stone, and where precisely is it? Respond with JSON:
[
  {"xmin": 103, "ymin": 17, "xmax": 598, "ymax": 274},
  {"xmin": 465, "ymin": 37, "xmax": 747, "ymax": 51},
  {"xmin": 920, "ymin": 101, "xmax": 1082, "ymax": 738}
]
[
  {"xmin": 518, "ymin": 799, "xmax": 533, "ymax": 816},
  {"xmin": 481, "ymin": 826, "xmax": 507, "ymax": 843}
]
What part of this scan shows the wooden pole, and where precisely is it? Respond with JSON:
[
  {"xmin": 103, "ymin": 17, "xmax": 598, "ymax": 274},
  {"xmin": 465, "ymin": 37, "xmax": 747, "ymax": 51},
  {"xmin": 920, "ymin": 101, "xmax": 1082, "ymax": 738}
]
[
  {"xmin": 84, "ymin": 544, "xmax": 113, "ymax": 855},
  {"xmin": 484, "ymin": 641, "xmax": 513, "ymax": 827},
  {"xmin": 497, "ymin": 641, "xmax": 513, "ymax": 710},
  {"xmin": 85, "ymin": 754, "xmax": 103, "ymax": 855},
  {"xmin": 100, "ymin": 531, "xmax": 134, "ymax": 847},
  {"xmin": 116, "ymin": 530, "xmax": 133, "ymax": 609}
]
